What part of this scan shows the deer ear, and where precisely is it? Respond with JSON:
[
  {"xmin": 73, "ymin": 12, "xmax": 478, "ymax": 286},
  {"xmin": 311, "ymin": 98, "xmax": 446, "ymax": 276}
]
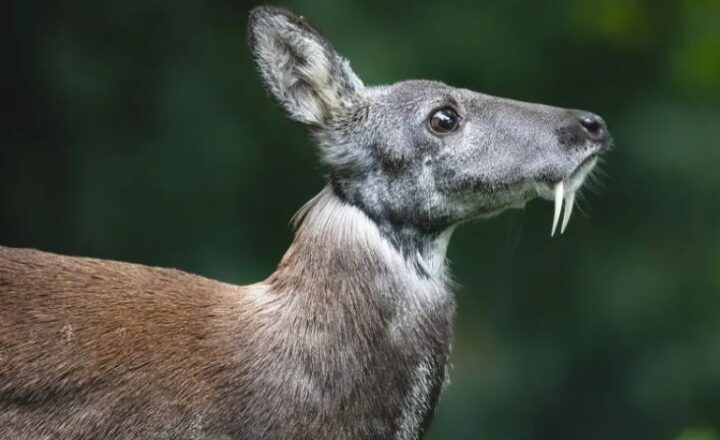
[{"xmin": 248, "ymin": 6, "xmax": 365, "ymax": 127}]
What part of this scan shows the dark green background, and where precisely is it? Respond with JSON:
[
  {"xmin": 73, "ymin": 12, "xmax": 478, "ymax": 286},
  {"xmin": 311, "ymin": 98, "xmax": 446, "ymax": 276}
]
[{"xmin": 3, "ymin": 1, "xmax": 719, "ymax": 439}]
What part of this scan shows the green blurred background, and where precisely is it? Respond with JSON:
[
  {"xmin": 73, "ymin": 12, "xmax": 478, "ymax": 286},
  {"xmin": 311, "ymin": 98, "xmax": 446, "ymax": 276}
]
[{"xmin": 3, "ymin": 0, "xmax": 719, "ymax": 438}]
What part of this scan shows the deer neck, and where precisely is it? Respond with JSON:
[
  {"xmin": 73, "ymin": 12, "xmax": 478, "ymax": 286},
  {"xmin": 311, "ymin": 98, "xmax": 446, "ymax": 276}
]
[{"xmin": 260, "ymin": 186, "xmax": 456, "ymax": 438}]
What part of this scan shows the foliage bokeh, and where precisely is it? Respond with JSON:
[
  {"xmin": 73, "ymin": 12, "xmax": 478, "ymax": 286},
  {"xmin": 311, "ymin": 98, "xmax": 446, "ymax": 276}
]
[{"xmin": 3, "ymin": 1, "xmax": 719, "ymax": 438}]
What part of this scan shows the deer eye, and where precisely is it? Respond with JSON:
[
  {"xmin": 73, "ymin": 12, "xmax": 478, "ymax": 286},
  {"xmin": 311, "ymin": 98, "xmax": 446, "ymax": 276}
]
[{"xmin": 428, "ymin": 107, "xmax": 461, "ymax": 134}]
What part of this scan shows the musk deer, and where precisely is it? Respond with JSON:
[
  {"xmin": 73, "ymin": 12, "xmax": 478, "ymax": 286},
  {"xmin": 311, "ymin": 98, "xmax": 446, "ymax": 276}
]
[{"xmin": 0, "ymin": 5, "xmax": 611, "ymax": 439}]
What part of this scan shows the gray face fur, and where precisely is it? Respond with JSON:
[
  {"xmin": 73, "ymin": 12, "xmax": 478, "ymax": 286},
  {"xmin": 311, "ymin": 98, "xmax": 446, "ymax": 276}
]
[{"xmin": 249, "ymin": 6, "xmax": 611, "ymax": 253}]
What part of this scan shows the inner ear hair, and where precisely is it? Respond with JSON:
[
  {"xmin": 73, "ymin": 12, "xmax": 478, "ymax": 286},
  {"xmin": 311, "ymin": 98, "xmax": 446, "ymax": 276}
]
[{"xmin": 248, "ymin": 6, "xmax": 365, "ymax": 126}]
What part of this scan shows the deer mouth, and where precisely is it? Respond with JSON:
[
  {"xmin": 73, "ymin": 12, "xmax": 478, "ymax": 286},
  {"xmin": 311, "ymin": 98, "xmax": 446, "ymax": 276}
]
[{"xmin": 535, "ymin": 154, "xmax": 598, "ymax": 236}]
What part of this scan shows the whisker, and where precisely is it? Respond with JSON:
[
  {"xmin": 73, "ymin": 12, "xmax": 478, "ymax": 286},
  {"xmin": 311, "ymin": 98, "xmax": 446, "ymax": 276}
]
[{"xmin": 574, "ymin": 188, "xmax": 591, "ymax": 219}]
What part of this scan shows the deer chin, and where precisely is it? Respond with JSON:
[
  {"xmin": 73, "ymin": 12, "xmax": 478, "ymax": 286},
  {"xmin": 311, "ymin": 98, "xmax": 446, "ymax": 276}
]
[{"xmin": 534, "ymin": 155, "xmax": 598, "ymax": 236}]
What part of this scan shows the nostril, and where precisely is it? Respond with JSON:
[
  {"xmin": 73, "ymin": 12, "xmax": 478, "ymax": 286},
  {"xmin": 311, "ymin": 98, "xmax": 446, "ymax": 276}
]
[
  {"xmin": 558, "ymin": 112, "xmax": 610, "ymax": 148},
  {"xmin": 578, "ymin": 114, "xmax": 606, "ymax": 141},
  {"xmin": 580, "ymin": 116, "xmax": 601, "ymax": 134},
  {"xmin": 580, "ymin": 114, "xmax": 605, "ymax": 137}
]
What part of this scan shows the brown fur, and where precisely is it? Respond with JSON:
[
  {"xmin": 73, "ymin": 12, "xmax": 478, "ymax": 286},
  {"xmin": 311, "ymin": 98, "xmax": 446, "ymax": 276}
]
[{"xmin": 0, "ymin": 246, "xmax": 253, "ymax": 438}]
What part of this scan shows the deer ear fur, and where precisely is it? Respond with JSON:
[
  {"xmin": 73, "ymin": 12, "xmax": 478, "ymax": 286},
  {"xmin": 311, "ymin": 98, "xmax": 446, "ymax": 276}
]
[{"xmin": 248, "ymin": 6, "xmax": 365, "ymax": 126}]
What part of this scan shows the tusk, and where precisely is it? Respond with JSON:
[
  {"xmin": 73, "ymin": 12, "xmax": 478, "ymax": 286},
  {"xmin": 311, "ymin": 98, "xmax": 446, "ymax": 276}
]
[
  {"xmin": 551, "ymin": 181, "xmax": 564, "ymax": 237},
  {"xmin": 560, "ymin": 191, "xmax": 575, "ymax": 235}
]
